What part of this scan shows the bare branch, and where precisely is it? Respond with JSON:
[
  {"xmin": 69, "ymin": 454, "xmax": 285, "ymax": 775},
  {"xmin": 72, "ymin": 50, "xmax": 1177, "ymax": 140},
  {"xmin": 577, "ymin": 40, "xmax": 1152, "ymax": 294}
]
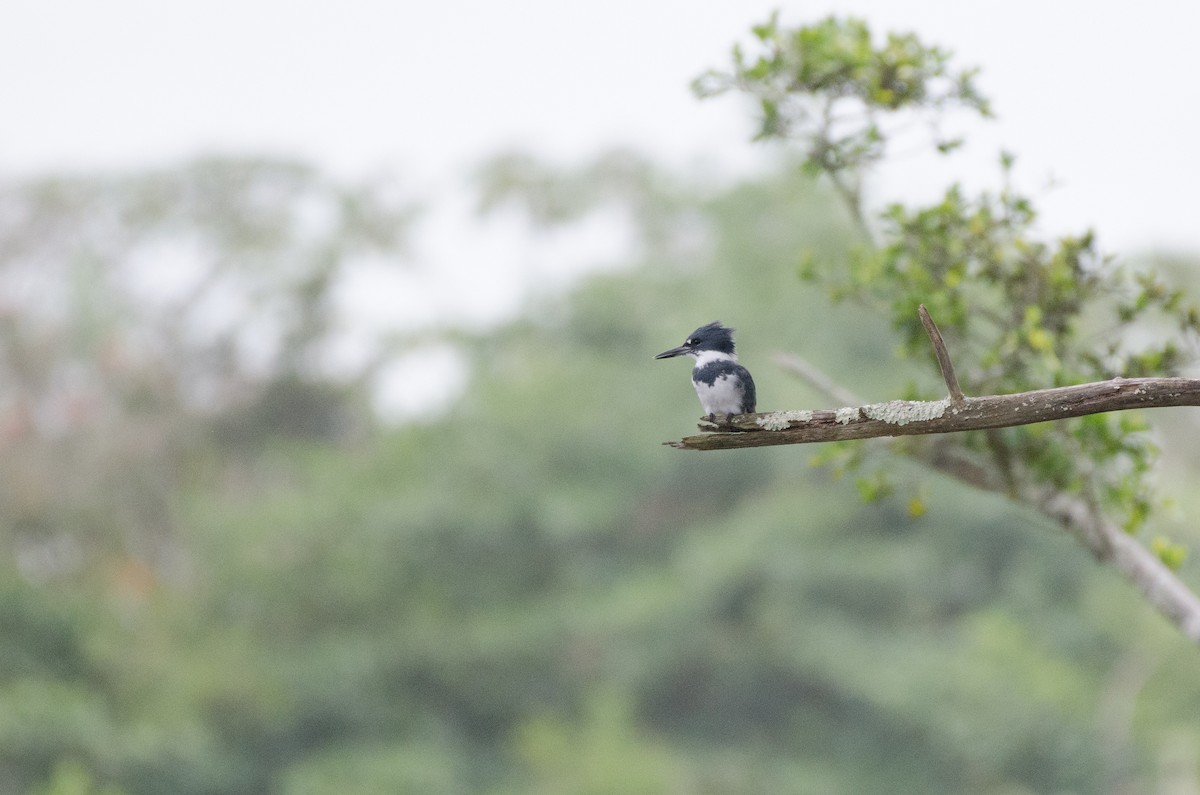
[
  {"xmin": 918, "ymin": 304, "xmax": 964, "ymax": 404},
  {"xmin": 913, "ymin": 435, "xmax": 1200, "ymax": 645},
  {"xmin": 1034, "ymin": 489, "xmax": 1200, "ymax": 644},
  {"xmin": 666, "ymin": 377, "xmax": 1200, "ymax": 451},
  {"xmin": 772, "ymin": 352, "xmax": 861, "ymax": 406}
]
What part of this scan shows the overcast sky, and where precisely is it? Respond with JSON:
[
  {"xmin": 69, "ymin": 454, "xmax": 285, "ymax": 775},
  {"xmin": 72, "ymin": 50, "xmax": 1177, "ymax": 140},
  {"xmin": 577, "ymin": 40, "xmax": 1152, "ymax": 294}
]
[
  {"xmin": 4, "ymin": 1, "xmax": 1198, "ymax": 250},
  {"xmin": 4, "ymin": 1, "xmax": 1199, "ymax": 414}
]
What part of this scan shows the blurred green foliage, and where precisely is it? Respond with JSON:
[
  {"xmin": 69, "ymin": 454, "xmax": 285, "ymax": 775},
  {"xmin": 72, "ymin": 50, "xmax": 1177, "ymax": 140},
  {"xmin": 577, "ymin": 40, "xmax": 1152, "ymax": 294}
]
[
  {"xmin": 0, "ymin": 150, "xmax": 1196, "ymax": 793},
  {"xmin": 0, "ymin": 15, "xmax": 1199, "ymax": 795}
]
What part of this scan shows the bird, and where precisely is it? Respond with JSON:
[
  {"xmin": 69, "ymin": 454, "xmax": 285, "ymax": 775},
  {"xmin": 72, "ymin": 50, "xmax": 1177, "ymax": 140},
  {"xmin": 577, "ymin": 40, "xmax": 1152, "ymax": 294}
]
[{"xmin": 655, "ymin": 321, "xmax": 757, "ymax": 419}]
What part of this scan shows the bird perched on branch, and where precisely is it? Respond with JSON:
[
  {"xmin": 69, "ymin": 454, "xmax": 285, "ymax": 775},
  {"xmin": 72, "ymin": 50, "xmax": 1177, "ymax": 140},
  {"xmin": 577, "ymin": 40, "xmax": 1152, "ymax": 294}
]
[{"xmin": 655, "ymin": 321, "xmax": 756, "ymax": 419}]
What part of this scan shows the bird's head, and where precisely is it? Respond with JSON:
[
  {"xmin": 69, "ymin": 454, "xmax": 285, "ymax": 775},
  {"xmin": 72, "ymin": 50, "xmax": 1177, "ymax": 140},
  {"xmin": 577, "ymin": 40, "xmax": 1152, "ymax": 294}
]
[{"xmin": 655, "ymin": 321, "xmax": 736, "ymax": 360}]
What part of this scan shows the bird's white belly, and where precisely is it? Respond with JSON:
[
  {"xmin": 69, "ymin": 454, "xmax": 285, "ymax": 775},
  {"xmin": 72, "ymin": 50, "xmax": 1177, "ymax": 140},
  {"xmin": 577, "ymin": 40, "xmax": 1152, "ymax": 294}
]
[{"xmin": 694, "ymin": 373, "xmax": 745, "ymax": 415}]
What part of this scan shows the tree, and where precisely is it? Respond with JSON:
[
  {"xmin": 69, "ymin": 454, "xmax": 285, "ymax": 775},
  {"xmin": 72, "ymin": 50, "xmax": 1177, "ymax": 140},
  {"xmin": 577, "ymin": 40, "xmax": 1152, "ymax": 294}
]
[
  {"xmin": 0, "ymin": 157, "xmax": 415, "ymax": 575},
  {"xmin": 689, "ymin": 14, "xmax": 1200, "ymax": 643},
  {"xmin": 0, "ymin": 159, "xmax": 418, "ymax": 793}
]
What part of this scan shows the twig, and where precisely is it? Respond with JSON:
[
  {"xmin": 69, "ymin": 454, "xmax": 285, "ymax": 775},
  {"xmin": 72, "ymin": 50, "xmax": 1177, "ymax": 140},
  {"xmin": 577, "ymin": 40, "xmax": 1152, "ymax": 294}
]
[{"xmin": 918, "ymin": 304, "xmax": 964, "ymax": 404}]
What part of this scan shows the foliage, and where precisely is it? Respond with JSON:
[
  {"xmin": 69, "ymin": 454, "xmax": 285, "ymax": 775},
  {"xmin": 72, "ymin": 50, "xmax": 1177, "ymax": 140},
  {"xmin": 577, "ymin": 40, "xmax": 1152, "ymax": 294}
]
[
  {"xmin": 0, "ymin": 158, "xmax": 413, "ymax": 574},
  {"xmin": 698, "ymin": 14, "xmax": 1200, "ymax": 542},
  {"xmin": 0, "ymin": 14, "xmax": 1199, "ymax": 795},
  {"xmin": 0, "ymin": 150, "xmax": 1196, "ymax": 793},
  {"xmin": 694, "ymin": 13, "xmax": 990, "ymax": 216}
]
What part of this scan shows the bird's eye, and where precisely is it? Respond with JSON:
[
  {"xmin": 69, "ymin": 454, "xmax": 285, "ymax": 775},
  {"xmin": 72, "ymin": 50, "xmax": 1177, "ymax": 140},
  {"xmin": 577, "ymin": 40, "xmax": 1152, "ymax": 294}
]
[{"xmin": 686, "ymin": 339, "xmax": 695, "ymax": 345}]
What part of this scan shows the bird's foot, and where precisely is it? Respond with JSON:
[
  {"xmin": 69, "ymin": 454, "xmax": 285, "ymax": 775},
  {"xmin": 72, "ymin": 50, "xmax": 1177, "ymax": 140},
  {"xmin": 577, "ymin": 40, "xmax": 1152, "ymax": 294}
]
[{"xmin": 702, "ymin": 412, "xmax": 738, "ymax": 426}]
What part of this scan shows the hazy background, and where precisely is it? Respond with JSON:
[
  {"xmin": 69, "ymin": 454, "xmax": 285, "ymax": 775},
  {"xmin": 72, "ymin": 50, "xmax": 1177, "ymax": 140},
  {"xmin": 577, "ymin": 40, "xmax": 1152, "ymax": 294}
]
[{"xmin": 2, "ymin": 3, "xmax": 1200, "ymax": 793}]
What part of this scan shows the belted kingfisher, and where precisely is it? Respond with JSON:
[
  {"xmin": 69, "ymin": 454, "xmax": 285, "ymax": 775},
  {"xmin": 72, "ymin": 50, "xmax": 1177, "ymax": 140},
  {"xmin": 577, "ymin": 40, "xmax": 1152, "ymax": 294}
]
[{"xmin": 655, "ymin": 321, "xmax": 757, "ymax": 418}]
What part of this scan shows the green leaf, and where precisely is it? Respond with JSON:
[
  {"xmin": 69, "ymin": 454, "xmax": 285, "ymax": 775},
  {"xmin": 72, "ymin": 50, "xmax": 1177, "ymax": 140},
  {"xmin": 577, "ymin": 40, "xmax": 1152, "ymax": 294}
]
[{"xmin": 1151, "ymin": 536, "xmax": 1188, "ymax": 570}]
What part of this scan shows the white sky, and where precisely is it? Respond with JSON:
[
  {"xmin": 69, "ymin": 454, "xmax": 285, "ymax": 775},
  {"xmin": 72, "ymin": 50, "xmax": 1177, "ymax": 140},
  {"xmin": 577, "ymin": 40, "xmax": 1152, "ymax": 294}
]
[
  {"xmin": 3, "ymin": 0, "xmax": 1198, "ymax": 251},
  {"xmin": 4, "ymin": 1, "xmax": 1200, "ymax": 415}
]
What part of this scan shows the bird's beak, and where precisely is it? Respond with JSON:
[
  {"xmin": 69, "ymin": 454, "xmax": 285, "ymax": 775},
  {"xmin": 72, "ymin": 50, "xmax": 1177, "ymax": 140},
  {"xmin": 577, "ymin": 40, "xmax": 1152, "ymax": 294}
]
[{"xmin": 655, "ymin": 345, "xmax": 690, "ymax": 360}]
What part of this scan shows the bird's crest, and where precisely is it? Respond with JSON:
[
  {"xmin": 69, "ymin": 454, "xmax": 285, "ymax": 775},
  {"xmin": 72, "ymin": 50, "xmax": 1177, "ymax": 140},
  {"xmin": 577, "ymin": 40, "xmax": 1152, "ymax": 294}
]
[{"xmin": 687, "ymin": 321, "xmax": 736, "ymax": 354}]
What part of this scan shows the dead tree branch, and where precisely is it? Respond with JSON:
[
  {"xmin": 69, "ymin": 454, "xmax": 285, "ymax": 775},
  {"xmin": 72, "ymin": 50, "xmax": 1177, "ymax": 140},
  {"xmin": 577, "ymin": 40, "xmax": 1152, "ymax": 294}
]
[
  {"xmin": 666, "ymin": 377, "xmax": 1200, "ymax": 451},
  {"xmin": 918, "ymin": 303, "xmax": 964, "ymax": 405}
]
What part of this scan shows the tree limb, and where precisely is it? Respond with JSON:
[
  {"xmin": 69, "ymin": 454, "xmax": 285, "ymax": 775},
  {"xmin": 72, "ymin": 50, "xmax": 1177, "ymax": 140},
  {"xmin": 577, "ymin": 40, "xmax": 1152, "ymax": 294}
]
[
  {"xmin": 666, "ymin": 377, "xmax": 1200, "ymax": 451},
  {"xmin": 1032, "ymin": 487, "xmax": 1200, "ymax": 643}
]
